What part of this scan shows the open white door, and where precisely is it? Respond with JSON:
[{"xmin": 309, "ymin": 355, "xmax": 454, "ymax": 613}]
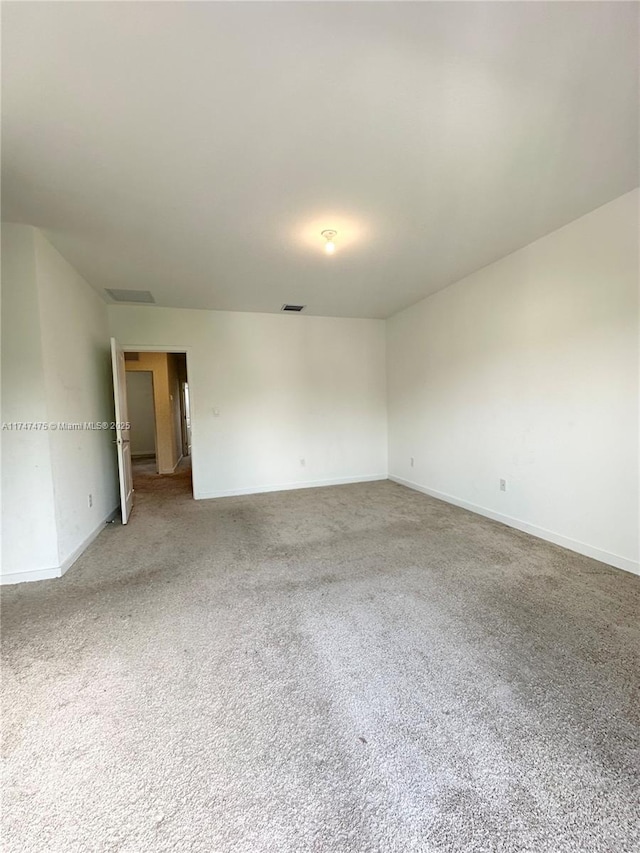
[{"xmin": 110, "ymin": 337, "xmax": 133, "ymax": 524}]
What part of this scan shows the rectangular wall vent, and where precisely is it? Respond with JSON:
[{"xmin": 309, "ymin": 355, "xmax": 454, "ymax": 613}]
[
  {"xmin": 281, "ymin": 304, "xmax": 305, "ymax": 312},
  {"xmin": 106, "ymin": 288, "xmax": 155, "ymax": 303},
  {"xmin": 124, "ymin": 352, "xmax": 140, "ymax": 361}
]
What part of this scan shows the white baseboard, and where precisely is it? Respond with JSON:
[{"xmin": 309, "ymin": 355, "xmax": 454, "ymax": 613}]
[
  {"xmin": 1, "ymin": 506, "xmax": 119, "ymax": 586},
  {"xmin": 58, "ymin": 506, "xmax": 120, "ymax": 575},
  {"xmin": 0, "ymin": 566, "xmax": 62, "ymax": 585},
  {"xmin": 195, "ymin": 473, "xmax": 388, "ymax": 500},
  {"xmin": 389, "ymin": 475, "xmax": 639, "ymax": 577}
]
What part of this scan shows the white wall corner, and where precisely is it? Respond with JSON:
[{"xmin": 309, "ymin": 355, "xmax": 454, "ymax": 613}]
[
  {"xmin": 58, "ymin": 505, "xmax": 120, "ymax": 576},
  {"xmin": 1, "ymin": 505, "xmax": 120, "ymax": 586}
]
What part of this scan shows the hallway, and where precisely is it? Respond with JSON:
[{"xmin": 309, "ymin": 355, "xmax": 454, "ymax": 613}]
[{"xmin": 131, "ymin": 455, "xmax": 192, "ymax": 498}]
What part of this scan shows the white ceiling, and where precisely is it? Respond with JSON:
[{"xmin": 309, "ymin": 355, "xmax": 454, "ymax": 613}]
[{"xmin": 2, "ymin": 2, "xmax": 638, "ymax": 319}]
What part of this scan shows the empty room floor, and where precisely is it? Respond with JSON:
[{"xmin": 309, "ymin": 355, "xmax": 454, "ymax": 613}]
[{"xmin": 2, "ymin": 478, "xmax": 638, "ymax": 853}]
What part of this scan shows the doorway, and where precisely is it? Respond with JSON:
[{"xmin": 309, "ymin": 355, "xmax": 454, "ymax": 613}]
[
  {"xmin": 126, "ymin": 370, "xmax": 156, "ymax": 463},
  {"xmin": 124, "ymin": 350, "xmax": 193, "ymax": 498}
]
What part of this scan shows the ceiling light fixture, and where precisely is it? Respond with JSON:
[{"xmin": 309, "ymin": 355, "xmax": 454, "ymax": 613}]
[{"xmin": 321, "ymin": 229, "xmax": 337, "ymax": 255}]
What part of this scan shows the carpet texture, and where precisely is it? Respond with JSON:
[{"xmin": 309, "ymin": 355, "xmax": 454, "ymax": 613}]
[{"xmin": 2, "ymin": 472, "xmax": 639, "ymax": 853}]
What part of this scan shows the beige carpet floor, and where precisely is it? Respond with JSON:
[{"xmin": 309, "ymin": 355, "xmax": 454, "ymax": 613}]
[{"xmin": 2, "ymin": 473, "xmax": 639, "ymax": 852}]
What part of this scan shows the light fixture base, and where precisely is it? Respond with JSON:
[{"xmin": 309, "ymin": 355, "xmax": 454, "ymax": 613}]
[{"xmin": 321, "ymin": 230, "xmax": 337, "ymax": 241}]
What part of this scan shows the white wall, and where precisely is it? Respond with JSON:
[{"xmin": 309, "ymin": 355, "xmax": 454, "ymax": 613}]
[
  {"xmin": 126, "ymin": 371, "xmax": 156, "ymax": 457},
  {"xmin": 108, "ymin": 307, "xmax": 388, "ymax": 498},
  {"xmin": 1, "ymin": 225, "xmax": 119, "ymax": 583},
  {"xmin": 1, "ymin": 225, "xmax": 59, "ymax": 578},
  {"xmin": 34, "ymin": 231, "xmax": 119, "ymax": 569},
  {"xmin": 387, "ymin": 190, "xmax": 639, "ymax": 574}
]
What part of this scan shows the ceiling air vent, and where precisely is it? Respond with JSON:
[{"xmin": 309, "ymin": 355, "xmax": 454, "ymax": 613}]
[
  {"xmin": 106, "ymin": 288, "xmax": 155, "ymax": 304},
  {"xmin": 281, "ymin": 304, "xmax": 305, "ymax": 313}
]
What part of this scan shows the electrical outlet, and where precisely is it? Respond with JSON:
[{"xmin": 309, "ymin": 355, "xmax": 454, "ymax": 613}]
[
  {"xmin": 300, "ymin": 458, "xmax": 306, "ymax": 467},
  {"xmin": 410, "ymin": 457, "xmax": 414, "ymax": 467},
  {"xmin": 88, "ymin": 493, "xmax": 93, "ymax": 508},
  {"xmin": 499, "ymin": 479, "xmax": 507, "ymax": 492}
]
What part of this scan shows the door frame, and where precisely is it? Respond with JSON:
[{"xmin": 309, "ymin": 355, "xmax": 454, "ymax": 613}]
[
  {"xmin": 111, "ymin": 338, "xmax": 134, "ymax": 523},
  {"xmin": 179, "ymin": 379, "xmax": 191, "ymax": 458},
  {"xmin": 121, "ymin": 345, "xmax": 196, "ymax": 498}
]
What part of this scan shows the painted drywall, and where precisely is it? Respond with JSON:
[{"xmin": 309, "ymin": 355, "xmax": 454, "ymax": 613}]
[
  {"xmin": 34, "ymin": 231, "xmax": 120, "ymax": 570},
  {"xmin": 387, "ymin": 190, "xmax": 639, "ymax": 574},
  {"xmin": 108, "ymin": 308, "xmax": 388, "ymax": 498},
  {"xmin": 125, "ymin": 370, "xmax": 156, "ymax": 457},
  {"xmin": 125, "ymin": 352, "xmax": 181, "ymax": 473},
  {"xmin": 1, "ymin": 225, "xmax": 119, "ymax": 583},
  {"xmin": 1, "ymin": 225, "xmax": 59, "ymax": 578}
]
